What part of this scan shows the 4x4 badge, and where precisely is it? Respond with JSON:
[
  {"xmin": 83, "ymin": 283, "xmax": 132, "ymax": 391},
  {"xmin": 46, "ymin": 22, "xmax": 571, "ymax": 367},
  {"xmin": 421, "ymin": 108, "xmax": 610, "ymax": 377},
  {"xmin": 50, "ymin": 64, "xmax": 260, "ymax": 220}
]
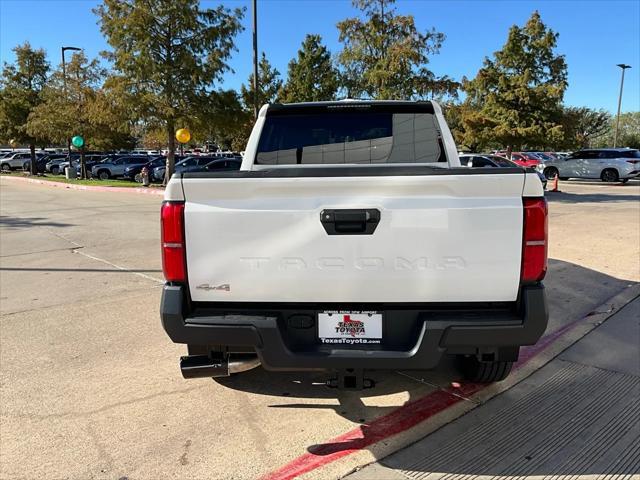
[{"xmin": 196, "ymin": 283, "xmax": 230, "ymax": 292}]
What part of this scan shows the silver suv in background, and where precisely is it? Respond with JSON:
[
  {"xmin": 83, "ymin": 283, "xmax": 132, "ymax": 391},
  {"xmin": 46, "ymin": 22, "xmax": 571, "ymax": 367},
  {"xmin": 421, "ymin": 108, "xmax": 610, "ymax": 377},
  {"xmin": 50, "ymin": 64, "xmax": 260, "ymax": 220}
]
[
  {"xmin": 543, "ymin": 148, "xmax": 640, "ymax": 183},
  {"xmin": 91, "ymin": 155, "xmax": 150, "ymax": 180},
  {"xmin": 1, "ymin": 152, "xmax": 46, "ymax": 171}
]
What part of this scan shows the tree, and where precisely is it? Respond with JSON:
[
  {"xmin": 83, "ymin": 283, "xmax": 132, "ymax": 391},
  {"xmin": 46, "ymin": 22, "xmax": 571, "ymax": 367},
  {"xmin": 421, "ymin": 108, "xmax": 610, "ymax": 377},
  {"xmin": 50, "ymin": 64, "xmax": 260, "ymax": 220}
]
[
  {"xmin": 461, "ymin": 11, "xmax": 568, "ymax": 150},
  {"xmin": 560, "ymin": 107, "xmax": 611, "ymax": 149},
  {"xmin": 279, "ymin": 34, "xmax": 338, "ymax": 103},
  {"xmin": 235, "ymin": 53, "xmax": 283, "ymax": 150},
  {"xmin": 240, "ymin": 52, "xmax": 282, "ymax": 110},
  {"xmin": 336, "ymin": 0, "xmax": 458, "ymax": 100},
  {"xmin": 28, "ymin": 52, "xmax": 135, "ymax": 177},
  {"xmin": 594, "ymin": 111, "xmax": 640, "ymax": 149},
  {"xmin": 95, "ymin": 0, "xmax": 244, "ymax": 183},
  {"xmin": 0, "ymin": 43, "xmax": 49, "ymax": 174},
  {"xmin": 194, "ymin": 89, "xmax": 247, "ymax": 151},
  {"xmin": 442, "ymin": 102, "xmax": 483, "ymax": 152}
]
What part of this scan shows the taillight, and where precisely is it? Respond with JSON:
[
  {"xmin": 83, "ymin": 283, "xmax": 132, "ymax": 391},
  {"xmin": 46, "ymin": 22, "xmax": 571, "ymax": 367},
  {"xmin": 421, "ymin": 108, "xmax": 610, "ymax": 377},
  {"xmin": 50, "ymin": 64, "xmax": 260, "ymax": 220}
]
[
  {"xmin": 521, "ymin": 197, "xmax": 548, "ymax": 283},
  {"xmin": 161, "ymin": 202, "xmax": 186, "ymax": 282}
]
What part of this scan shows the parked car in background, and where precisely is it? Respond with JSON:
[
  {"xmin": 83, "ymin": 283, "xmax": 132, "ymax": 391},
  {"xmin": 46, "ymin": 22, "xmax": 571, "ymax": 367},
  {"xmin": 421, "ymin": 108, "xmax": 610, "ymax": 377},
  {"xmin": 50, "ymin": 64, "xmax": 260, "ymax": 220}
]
[
  {"xmin": 542, "ymin": 148, "xmax": 640, "ymax": 183},
  {"xmin": 23, "ymin": 153, "xmax": 66, "ymax": 173},
  {"xmin": 123, "ymin": 156, "xmax": 165, "ymax": 182},
  {"xmin": 91, "ymin": 155, "xmax": 149, "ymax": 180},
  {"xmin": 152, "ymin": 165, "xmax": 166, "ymax": 182},
  {"xmin": 1, "ymin": 152, "xmax": 46, "ymax": 171},
  {"xmin": 57, "ymin": 154, "xmax": 107, "ymax": 175},
  {"xmin": 152, "ymin": 155, "xmax": 216, "ymax": 181},
  {"xmin": 174, "ymin": 156, "xmax": 221, "ymax": 173},
  {"xmin": 510, "ymin": 152, "xmax": 543, "ymax": 168},
  {"xmin": 460, "ymin": 154, "xmax": 547, "ymax": 189},
  {"xmin": 201, "ymin": 157, "xmax": 242, "ymax": 172}
]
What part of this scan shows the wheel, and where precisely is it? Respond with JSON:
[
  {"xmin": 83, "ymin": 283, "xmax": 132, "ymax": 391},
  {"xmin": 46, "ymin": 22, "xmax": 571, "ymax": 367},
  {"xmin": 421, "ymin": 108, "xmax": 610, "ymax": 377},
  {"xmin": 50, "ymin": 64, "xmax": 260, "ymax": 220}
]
[
  {"xmin": 459, "ymin": 356, "xmax": 513, "ymax": 383},
  {"xmin": 97, "ymin": 170, "xmax": 110, "ymax": 180},
  {"xmin": 51, "ymin": 166, "xmax": 60, "ymax": 175},
  {"xmin": 621, "ymin": 178, "xmax": 629, "ymax": 184},
  {"xmin": 134, "ymin": 173, "xmax": 142, "ymax": 183},
  {"xmin": 1, "ymin": 163, "xmax": 11, "ymax": 172},
  {"xmin": 543, "ymin": 167, "xmax": 558, "ymax": 180},
  {"xmin": 23, "ymin": 162, "xmax": 30, "ymax": 171},
  {"xmin": 600, "ymin": 168, "xmax": 619, "ymax": 183}
]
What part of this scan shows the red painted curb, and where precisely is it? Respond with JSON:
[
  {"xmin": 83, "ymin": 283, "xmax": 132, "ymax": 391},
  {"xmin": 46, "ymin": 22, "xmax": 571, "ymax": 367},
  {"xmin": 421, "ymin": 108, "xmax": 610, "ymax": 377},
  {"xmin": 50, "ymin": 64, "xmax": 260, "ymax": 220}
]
[
  {"xmin": 1, "ymin": 174, "xmax": 164, "ymax": 196},
  {"xmin": 260, "ymin": 298, "xmax": 622, "ymax": 480}
]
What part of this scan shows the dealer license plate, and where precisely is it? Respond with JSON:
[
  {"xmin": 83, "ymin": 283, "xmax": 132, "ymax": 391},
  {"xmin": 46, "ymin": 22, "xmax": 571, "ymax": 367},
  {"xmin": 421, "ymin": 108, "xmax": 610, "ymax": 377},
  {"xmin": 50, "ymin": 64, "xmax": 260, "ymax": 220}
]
[{"xmin": 318, "ymin": 311, "xmax": 382, "ymax": 345}]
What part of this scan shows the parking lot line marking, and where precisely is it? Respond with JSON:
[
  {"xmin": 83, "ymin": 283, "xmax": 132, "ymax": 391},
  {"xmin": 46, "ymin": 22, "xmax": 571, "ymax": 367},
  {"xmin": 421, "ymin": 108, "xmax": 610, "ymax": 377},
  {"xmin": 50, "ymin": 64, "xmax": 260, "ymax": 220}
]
[
  {"xmin": 260, "ymin": 290, "xmax": 638, "ymax": 480},
  {"xmin": 73, "ymin": 249, "xmax": 164, "ymax": 284},
  {"xmin": 43, "ymin": 228, "xmax": 164, "ymax": 284}
]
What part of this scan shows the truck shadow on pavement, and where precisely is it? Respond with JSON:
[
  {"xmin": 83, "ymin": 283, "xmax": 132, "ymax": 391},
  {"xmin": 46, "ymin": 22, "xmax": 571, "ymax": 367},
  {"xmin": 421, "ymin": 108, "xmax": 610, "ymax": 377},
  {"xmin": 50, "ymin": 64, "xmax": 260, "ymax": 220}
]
[
  {"xmin": 546, "ymin": 191, "xmax": 639, "ymax": 204},
  {"xmin": 0, "ymin": 214, "xmax": 74, "ymax": 229},
  {"xmin": 214, "ymin": 259, "xmax": 637, "ymax": 474}
]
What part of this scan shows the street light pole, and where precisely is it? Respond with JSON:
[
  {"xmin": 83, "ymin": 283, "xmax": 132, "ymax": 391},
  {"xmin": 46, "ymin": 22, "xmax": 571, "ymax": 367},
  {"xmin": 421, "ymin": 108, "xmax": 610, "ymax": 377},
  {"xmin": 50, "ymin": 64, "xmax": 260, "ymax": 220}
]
[
  {"xmin": 613, "ymin": 63, "xmax": 631, "ymax": 148},
  {"xmin": 252, "ymin": 0, "xmax": 259, "ymax": 119},
  {"xmin": 61, "ymin": 46, "xmax": 81, "ymax": 153}
]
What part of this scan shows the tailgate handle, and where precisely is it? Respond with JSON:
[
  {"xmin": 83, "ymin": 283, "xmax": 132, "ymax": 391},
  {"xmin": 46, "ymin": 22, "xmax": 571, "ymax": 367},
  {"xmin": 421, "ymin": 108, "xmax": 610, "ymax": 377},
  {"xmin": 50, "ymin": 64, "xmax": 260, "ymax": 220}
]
[{"xmin": 320, "ymin": 209, "xmax": 380, "ymax": 235}]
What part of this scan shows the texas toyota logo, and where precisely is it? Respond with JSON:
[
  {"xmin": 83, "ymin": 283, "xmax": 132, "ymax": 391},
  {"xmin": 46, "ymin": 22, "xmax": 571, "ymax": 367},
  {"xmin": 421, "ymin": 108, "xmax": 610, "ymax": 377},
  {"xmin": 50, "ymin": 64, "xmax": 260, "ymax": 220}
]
[{"xmin": 335, "ymin": 315, "xmax": 365, "ymax": 337}]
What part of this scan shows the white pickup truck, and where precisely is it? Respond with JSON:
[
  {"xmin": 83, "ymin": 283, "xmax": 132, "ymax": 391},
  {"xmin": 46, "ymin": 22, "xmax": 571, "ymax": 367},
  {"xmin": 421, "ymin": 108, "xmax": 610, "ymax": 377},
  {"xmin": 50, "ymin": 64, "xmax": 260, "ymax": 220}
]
[{"xmin": 161, "ymin": 101, "xmax": 548, "ymax": 388}]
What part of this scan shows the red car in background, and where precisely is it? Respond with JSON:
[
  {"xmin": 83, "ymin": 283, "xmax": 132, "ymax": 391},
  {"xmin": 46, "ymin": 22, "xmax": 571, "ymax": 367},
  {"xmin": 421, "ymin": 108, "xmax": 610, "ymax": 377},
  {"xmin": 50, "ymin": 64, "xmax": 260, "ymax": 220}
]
[{"xmin": 495, "ymin": 151, "xmax": 542, "ymax": 168}]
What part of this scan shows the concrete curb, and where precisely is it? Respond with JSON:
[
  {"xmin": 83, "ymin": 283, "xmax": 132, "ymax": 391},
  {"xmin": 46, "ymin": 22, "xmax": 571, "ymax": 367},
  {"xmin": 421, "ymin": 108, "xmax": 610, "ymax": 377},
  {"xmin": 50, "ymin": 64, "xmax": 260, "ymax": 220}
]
[
  {"xmin": 299, "ymin": 283, "xmax": 640, "ymax": 480},
  {"xmin": 0, "ymin": 174, "xmax": 165, "ymax": 196}
]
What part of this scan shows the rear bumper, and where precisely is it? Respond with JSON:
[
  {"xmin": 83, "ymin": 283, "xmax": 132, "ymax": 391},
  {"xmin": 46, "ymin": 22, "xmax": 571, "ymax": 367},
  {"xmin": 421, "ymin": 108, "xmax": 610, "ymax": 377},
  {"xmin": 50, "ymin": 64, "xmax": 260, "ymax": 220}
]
[{"xmin": 160, "ymin": 285, "xmax": 548, "ymax": 371}]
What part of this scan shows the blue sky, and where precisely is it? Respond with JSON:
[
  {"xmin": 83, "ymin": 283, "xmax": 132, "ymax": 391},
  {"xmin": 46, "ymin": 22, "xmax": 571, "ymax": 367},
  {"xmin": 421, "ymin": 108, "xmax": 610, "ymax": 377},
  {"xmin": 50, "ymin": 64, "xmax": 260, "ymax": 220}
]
[{"xmin": 1, "ymin": 0, "xmax": 638, "ymax": 113}]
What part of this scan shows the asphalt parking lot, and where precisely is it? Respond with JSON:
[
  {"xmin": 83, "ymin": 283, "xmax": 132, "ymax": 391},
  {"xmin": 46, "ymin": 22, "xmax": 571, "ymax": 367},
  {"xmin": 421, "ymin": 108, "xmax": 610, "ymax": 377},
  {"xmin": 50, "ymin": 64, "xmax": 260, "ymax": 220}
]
[{"xmin": 0, "ymin": 177, "xmax": 639, "ymax": 479}]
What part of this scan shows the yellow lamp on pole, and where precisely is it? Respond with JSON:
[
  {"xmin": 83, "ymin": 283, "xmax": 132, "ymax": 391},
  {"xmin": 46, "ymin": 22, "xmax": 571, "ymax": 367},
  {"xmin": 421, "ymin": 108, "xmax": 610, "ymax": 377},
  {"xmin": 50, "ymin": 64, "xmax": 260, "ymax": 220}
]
[{"xmin": 175, "ymin": 128, "xmax": 191, "ymax": 144}]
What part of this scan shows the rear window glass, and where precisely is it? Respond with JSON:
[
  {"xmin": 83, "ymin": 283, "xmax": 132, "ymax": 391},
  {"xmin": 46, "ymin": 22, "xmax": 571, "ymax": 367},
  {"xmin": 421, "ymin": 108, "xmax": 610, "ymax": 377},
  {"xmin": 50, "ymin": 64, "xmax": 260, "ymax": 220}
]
[
  {"xmin": 617, "ymin": 150, "xmax": 640, "ymax": 159},
  {"xmin": 489, "ymin": 156, "xmax": 516, "ymax": 167},
  {"xmin": 256, "ymin": 112, "xmax": 444, "ymax": 165}
]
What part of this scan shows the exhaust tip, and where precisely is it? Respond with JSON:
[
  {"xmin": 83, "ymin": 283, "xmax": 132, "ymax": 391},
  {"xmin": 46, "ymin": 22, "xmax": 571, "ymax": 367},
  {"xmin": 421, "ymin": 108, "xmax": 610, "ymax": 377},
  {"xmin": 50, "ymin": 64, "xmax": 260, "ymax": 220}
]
[{"xmin": 180, "ymin": 353, "xmax": 261, "ymax": 379}]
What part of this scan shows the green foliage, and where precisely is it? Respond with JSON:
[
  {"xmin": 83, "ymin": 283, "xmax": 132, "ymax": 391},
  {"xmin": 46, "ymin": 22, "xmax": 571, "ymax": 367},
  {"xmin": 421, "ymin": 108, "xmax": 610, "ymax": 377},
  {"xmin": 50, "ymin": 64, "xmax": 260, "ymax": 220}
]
[
  {"xmin": 336, "ymin": 0, "xmax": 457, "ymax": 100},
  {"xmin": 197, "ymin": 89, "xmax": 248, "ymax": 151},
  {"xmin": 27, "ymin": 52, "xmax": 135, "ymax": 156},
  {"xmin": 0, "ymin": 42, "xmax": 49, "ymax": 173},
  {"xmin": 279, "ymin": 34, "xmax": 338, "ymax": 103},
  {"xmin": 241, "ymin": 52, "xmax": 283, "ymax": 110},
  {"xmin": 594, "ymin": 111, "xmax": 640, "ymax": 149},
  {"xmin": 234, "ymin": 53, "xmax": 283, "ymax": 150},
  {"xmin": 461, "ymin": 11, "xmax": 568, "ymax": 150},
  {"xmin": 559, "ymin": 107, "xmax": 611, "ymax": 149},
  {"xmin": 95, "ymin": 0, "xmax": 244, "ymax": 181}
]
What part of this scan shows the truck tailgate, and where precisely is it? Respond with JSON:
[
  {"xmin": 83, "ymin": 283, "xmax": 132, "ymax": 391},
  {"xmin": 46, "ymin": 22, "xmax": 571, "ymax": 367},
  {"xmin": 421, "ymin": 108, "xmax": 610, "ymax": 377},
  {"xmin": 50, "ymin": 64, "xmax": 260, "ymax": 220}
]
[{"xmin": 181, "ymin": 172, "xmax": 525, "ymax": 303}]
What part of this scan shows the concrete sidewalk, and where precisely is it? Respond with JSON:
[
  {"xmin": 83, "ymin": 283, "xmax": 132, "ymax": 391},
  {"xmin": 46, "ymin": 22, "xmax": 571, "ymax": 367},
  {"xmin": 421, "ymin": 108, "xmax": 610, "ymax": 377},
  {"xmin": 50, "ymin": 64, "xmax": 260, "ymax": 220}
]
[{"xmin": 348, "ymin": 297, "xmax": 640, "ymax": 480}]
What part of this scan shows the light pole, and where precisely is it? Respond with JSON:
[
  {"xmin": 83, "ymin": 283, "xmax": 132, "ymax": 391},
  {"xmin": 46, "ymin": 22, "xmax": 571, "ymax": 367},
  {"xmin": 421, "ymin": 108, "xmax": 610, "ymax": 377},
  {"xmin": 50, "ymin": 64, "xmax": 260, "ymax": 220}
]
[
  {"xmin": 252, "ymin": 0, "xmax": 259, "ymax": 119},
  {"xmin": 613, "ymin": 64, "xmax": 631, "ymax": 148},
  {"xmin": 61, "ymin": 46, "xmax": 81, "ymax": 153}
]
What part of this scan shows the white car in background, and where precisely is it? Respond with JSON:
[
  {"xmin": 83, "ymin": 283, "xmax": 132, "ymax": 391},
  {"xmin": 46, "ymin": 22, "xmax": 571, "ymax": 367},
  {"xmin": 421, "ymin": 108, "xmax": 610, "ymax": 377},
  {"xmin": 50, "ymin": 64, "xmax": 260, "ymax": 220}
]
[{"xmin": 542, "ymin": 148, "xmax": 640, "ymax": 183}]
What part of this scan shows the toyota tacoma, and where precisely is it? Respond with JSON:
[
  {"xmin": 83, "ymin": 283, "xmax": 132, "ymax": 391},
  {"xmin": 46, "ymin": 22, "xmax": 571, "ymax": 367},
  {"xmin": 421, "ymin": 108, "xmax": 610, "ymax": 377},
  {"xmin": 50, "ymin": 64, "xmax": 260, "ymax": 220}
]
[{"xmin": 160, "ymin": 100, "xmax": 548, "ymax": 388}]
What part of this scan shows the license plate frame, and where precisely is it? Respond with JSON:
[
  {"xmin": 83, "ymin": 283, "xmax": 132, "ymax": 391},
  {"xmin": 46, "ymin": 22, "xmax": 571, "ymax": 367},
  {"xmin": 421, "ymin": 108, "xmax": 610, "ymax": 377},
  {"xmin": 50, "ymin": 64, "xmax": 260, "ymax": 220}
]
[{"xmin": 318, "ymin": 311, "xmax": 382, "ymax": 345}]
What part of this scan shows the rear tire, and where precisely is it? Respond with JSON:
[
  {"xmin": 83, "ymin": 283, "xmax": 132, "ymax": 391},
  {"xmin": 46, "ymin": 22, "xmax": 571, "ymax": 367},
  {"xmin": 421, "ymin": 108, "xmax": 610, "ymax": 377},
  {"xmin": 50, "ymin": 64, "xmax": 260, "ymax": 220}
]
[
  {"xmin": 459, "ymin": 356, "xmax": 513, "ymax": 383},
  {"xmin": 1, "ymin": 163, "xmax": 11, "ymax": 172},
  {"xmin": 544, "ymin": 167, "xmax": 558, "ymax": 180},
  {"xmin": 51, "ymin": 166, "xmax": 60, "ymax": 175},
  {"xmin": 601, "ymin": 168, "xmax": 619, "ymax": 183},
  {"xmin": 98, "ymin": 170, "xmax": 110, "ymax": 180}
]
